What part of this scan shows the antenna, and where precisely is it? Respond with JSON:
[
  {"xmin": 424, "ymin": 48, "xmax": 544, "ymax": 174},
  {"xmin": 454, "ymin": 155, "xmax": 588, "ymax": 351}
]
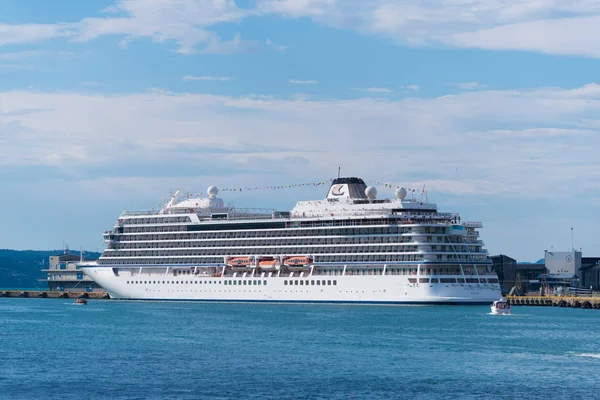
[
  {"xmin": 337, "ymin": 167, "xmax": 341, "ymax": 179},
  {"xmin": 571, "ymin": 226, "xmax": 574, "ymax": 251}
]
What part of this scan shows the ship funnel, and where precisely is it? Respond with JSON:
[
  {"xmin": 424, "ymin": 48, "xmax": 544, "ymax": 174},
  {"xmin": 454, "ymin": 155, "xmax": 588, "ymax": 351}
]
[{"xmin": 326, "ymin": 177, "xmax": 368, "ymax": 200}]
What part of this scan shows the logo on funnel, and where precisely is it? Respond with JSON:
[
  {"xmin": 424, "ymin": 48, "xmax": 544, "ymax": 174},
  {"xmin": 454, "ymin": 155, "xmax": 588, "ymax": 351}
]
[{"xmin": 331, "ymin": 184, "xmax": 346, "ymax": 196}]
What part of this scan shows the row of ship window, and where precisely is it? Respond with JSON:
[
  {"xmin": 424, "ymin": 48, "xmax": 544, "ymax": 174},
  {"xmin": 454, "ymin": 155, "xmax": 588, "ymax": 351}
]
[
  {"xmin": 409, "ymin": 278, "xmax": 499, "ymax": 284},
  {"xmin": 101, "ymin": 254, "xmax": 488, "ymax": 265},
  {"xmin": 112, "ymin": 231, "xmax": 481, "ymax": 243},
  {"xmin": 117, "ymin": 226, "xmax": 453, "ymax": 236},
  {"xmin": 103, "ymin": 247, "xmax": 420, "ymax": 256},
  {"xmin": 120, "ymin": 216, "xmax": 191, "ymax": 225},
  {"xmin": 124, "ymin": 277, "xmax": 497, "ymax": 286},
  {"xmin": 284, "ymin": 280, "xmax": 336, "ymax": 286},
  {"xmin": 126, "ymin": 279, "xmax": 268, "ymax": 286},
  {"xmin": 100, "ymin": 255, "xmax": 426, "ymax": 265},
  {"xmin": 110, "ymin": 241, "xmax": 482, "ymax": 251},
  {"xmin": 107, "ymin": 244, "xmax": 421, "ymax": 253},
  {"xmin": 110, "ymin": 237, "xmax": 420, "ymax": 248},
  {"xmin": 118, "ymin": 217, "xmax": 455, "ymax": 229}
]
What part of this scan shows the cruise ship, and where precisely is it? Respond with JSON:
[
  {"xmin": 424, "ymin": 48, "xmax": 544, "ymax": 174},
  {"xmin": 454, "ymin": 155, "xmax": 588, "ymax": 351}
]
[{"xmin": 80, "ymin": 177, "xmax": 501, "ymax": 304}]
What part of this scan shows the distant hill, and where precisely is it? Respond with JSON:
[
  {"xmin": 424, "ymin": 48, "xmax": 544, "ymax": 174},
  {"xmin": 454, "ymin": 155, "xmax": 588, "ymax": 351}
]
[{"xmin": 0, "ymin": 250, "xmax": 101, "ymax": 289}]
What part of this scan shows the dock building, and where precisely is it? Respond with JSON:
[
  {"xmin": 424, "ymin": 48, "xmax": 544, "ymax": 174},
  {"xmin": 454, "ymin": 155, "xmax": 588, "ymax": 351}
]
[
  {"xmin": 491, "ymin": 250, "xmax": 600, "ymax": 294},
  {"xmin": 42, "ymin": 249, "xmax": 103, "ymax": 292},
  {"xmin": 489, "ymin": 255, "xmax": 546, "ymax": 293}
]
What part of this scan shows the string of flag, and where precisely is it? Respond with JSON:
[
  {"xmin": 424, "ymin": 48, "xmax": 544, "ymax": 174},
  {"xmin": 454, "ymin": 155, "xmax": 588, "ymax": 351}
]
[
  {"xmin": 180, "ymin": 179, "xmax": 428, "ymax": 197},
  {"xmin": 371, "ymin": 181, "xmax": 427, "ymax": 194},
  {"xmin": 220, "ymin": 179, "xmax": 333, "ymax": 192}
]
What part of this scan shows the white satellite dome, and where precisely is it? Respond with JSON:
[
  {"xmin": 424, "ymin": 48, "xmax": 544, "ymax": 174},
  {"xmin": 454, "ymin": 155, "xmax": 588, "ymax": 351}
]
[
  {"xmin": 365, "ymin": 186, "xmax": 377, "ymax": 199},
  {"xmin": 207, "ymin": 186, "xmax": 219, "ymax": 198},
  {"xmin": 395, "ymin": 187, "xmax": 407, "ymax": 200}
]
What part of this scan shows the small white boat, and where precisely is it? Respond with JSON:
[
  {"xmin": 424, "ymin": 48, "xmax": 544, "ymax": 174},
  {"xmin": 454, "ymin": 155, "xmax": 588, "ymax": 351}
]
[{"xmin": 491, "ymin": 298, "xmax": 511, "ymax": 315}]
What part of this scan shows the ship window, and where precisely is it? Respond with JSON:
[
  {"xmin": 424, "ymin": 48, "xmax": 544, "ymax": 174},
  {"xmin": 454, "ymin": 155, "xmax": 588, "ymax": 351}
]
[
  {"xmin": 327, "ymin": 280, "xmax": 331, "ymax": 285},
  {"xmin": 311, "ymin": 280, "xmax": 314, "ymax": 285},
  {"xmin": 322, "ymin": 280, "xmax": 326, "ymax": 285},
  {"xmin": 258, "ymin": 281, "xmax": 261, "ymax": 285},
  {"xmin": 233, "ymin": 281, "xmax": 236, "ymax": 285},
  {"xmin": 333, "ymin": 280, "xmax": 337, "ymax": 285},
  {"xmin": 264, "ymin": 280, "xmax": 267, "ymax": 285},
  {"xmin": 284, "ymin": 280, "xmax": 287, "ymax": 285},
  {"xmin": 224, "ymin": 281, "xmax": 228, "ymax": 285},
  {"xmin": 294, "ymin": 280, "xmax": 298, "ymax": 285},
  {"xmin": 300, "ymin": 281, "xmax": 304, "ymax": 285},
  {"xmin": 317, "ymin": 280, "xmax": 320, "ymax": 285},
  {"xmin": 243, "ymin": 281, "xmax": 247, "ymax": 285}
]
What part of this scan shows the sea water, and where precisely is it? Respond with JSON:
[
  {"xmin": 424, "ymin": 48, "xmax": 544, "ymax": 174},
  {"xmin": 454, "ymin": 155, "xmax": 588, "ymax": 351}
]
[{"xmin": 1, "ymin": 299, "xmax": 600, "ymax": 400}]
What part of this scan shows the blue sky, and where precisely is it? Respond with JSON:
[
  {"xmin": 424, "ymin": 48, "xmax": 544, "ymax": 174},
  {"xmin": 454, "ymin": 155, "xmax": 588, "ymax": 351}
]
[{"xmin": 1, "ymin": 0, "xmax": 600, "ymax": 261}]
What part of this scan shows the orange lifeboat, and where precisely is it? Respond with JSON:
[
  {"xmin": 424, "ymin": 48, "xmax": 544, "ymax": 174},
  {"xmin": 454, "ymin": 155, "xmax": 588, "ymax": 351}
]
[
  {"xmin": 283, "ymin": 256, "xmax": 313, "ymax": 268},
  {"xmin": 257, "ymin": 257, "xmax": 281, "ymax": 271},
  {"xmin": 226, "ymin": 256, "xmax": 255, "ymax": 269}
]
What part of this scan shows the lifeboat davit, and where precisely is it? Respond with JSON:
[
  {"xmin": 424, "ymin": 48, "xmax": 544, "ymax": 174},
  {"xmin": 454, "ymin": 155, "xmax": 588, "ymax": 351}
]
[
  {"xmin": 257, "ymin": 256, "xmax": 281, "ymax": 271},
  {"xmin": 226, "ymin": 256, "xmax": 255, "ymax": 270},
  {"xmin": 283, "ymin": 256, "xmax": 313, "ymax": 269}
]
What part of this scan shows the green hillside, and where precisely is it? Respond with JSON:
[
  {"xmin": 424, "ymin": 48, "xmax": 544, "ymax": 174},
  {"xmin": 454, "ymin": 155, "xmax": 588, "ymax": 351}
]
[{"xmin": 0, "ymin": 250, "xmax": 101, "ymax": 289}]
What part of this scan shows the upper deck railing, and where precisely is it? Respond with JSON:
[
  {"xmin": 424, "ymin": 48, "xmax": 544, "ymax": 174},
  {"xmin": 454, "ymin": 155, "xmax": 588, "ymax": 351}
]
[{"xmin": 113, "ymin": 207, "xmax": 482, "ymax": 230}]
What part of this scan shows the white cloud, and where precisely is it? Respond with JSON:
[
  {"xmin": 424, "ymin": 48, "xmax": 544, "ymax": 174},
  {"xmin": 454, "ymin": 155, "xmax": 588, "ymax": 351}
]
[
  {"xmin": 266, "ymin": 38, "xmax": 287, "ymax": 52},
  {"xmin": 358, "ymin": 87, "xmax": 392, "ymax": 93},
  {"xmin": 0, "ymin": 23, "xmax": 75, "ymax": 46},
  {"xmin": 200, "ymin": 34, "xmax": 258, "ymax": 54},
  {"xmin": 3, "ymin": 83, "xmax": 600, "ymax": 201},
  {"xmin": 402, "ymin": 85, "xmax": 420, "ymax": 92},
  {"xmin": 183, "ymin": 75, "xmax": 235, "ymax": 81},
  {"xmin": 289, "ymin": 79, "xmax": 319, "ymax": 84},
  {"xmin": 456, "ymin": 82, "xmax": 488, "ymax": 90},
  {"xmin": 1, "ymin": 1, "xmax": 250, "ymax": 54},
  {"xmin": 3, "ymin": 1, "xmax": 600, "ymax": 57},
  {"xmin": 448, "ymin": 16, "xmax": 600, "ymax": 57},
  {"xmin": 257, "ymin": 1, "xmax": 600, "ymax": 58},
  {"xmin": 257, "ymin": 0, "xmax": 336, "ymax": 18}
]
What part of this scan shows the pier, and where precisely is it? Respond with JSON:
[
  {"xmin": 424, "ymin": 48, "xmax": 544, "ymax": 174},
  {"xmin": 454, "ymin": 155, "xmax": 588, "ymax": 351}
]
[
  {"xmin": 507, "ymin": 295, "xmax": 600, "ymax": 309},
  {"xmin": 0, "ymin": 290, "xmax": 109, "ymax": 299}
]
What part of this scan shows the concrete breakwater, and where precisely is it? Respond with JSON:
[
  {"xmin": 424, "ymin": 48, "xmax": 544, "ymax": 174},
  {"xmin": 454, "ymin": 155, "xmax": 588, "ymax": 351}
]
[
  {"xmin": 0, "ymin": 290, "xmax": 109, "ymax": 299},
  {"xmin": 508, "ymin": 295, "xmax": 600, "ymax": 309}
]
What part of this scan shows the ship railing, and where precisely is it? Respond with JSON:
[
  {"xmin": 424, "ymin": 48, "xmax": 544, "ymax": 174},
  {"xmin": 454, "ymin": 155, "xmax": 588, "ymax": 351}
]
[
  {"xmin": 121, "ymin": 210, "xmax": 160, "ymax": 216},
  {"xmin": 463, "ymin": 221, "xmax": 483, "ymax": 228}
]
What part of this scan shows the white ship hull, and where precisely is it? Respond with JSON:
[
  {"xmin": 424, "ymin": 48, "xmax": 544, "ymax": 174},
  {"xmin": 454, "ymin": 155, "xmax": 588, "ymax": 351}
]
[{"xmin": 82, "ymin": 266, "xmax": 501, "ymax": 304}]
